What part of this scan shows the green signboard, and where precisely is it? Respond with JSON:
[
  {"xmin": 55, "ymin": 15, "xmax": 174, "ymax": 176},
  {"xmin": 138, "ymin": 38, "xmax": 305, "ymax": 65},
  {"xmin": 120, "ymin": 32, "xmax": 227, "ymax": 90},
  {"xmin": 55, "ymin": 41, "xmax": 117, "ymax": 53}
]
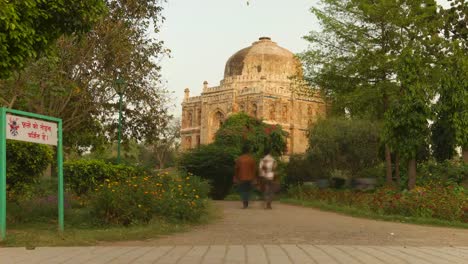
[{"xmin": 0, "ymin": 107, "xmax": 64, "ymax": 240}]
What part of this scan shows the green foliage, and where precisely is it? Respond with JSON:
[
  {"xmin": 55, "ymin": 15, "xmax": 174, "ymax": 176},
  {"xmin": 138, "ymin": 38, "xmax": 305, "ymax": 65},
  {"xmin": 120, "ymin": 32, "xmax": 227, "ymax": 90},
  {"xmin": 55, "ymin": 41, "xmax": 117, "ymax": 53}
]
[
  {"xmin": 178, "ymin": 144, "xmax": 239, "ymax": 200},
  {"xmin": 284, "ymin": 154, "xmax": 327, "ymax": 187},
  {"xmin": 307, "ymin": 117, "xmax": 382, "ymax": 177},
  {"xmin": 89, "ymin": 172, "xmax": 209, "ymax": 226},
  {"xmin": 179, "ymin": 113, "xmax": 288, "ymax": 199},
  {"xmin": 0, "ymin": 0, "xmax": 106, "ymax": 78},
  {"xmin": 63, "ymin": 159, "xmax": 141, "ymax": 195},
  {"xmin": 384, "ymin": 45, "xmax": 435, "ymax": 160},
  {"xmin": 6, "ymin": 140, "xmax": 53, "ymax": 190},
  {"xmin": 0, "ymin": 0, "xmax": 171, "ymax": 152},
  {"xmin": 434, "ymin": 41, "xmax": 468, "ymax": 156},
  {"xmin": 289, "ymin": 184, "xmax": 467, "ymax": 222},
  {"xmin": 418, "ymin": 159, "xmax": 468, "ymax": 186},
  {"xmin": 7, "ymin": 179, "xmax": 70, "ymax": 224},
  {"xmin": 431, "ymin": 117, "xmax": 457, "ymax": 162},
  {"xmin": 214, "ymin": 113, "xmax": 287, "ymax": 157}
]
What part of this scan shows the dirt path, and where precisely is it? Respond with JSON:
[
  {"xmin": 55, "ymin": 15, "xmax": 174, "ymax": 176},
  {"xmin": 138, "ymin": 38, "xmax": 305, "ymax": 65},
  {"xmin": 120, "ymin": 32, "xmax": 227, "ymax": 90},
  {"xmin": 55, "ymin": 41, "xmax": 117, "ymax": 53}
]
[{"xmin": 106, "ymin": 201, "xmax": 468, "ymax": 246}]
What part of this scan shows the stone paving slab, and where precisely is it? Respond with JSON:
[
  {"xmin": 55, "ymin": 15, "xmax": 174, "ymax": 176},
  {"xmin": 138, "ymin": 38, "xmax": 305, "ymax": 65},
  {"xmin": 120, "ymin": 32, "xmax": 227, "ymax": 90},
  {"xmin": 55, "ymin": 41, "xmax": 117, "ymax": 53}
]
[{"xmin": 1, "ymin": 245, "xmax": 468, "ymax": 264}]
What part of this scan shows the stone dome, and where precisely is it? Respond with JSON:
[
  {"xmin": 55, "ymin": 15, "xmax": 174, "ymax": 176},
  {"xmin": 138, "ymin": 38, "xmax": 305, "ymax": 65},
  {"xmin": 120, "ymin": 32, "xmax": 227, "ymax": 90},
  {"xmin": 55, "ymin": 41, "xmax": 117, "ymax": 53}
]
[{"xmin": 223, "ymin": 37, "xmax": 303, "ymax": 81}]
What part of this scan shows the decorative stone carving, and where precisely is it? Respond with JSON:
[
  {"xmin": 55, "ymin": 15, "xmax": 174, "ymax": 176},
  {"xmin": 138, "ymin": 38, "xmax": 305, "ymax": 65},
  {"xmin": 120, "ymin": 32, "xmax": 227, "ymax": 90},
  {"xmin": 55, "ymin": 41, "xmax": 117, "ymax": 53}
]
[
  {"xmin": 187, "ymin": 111, "xmax": 193, "ymax": 127},
  {"xmin": 269, "ymin": 102, "xmax": 276, "ymax": 121},
  {"xmin": 251, "ymin": 103, "xmax": 258, "ymax": 118},
  {"xmin": 197, "ymin": 108, "xmax": 202, "ymax": 126},
  {"xmin": 282, "ymin": 105, "xmax": 288, "ymax": 122}
]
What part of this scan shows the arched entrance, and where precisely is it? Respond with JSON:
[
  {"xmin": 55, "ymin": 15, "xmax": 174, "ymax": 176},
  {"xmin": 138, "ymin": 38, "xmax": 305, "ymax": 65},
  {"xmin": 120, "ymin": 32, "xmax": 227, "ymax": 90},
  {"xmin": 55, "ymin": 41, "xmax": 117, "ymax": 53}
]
[{"xmin": 209, "ymin": 110, "xmax": 225, "ymax": 141}]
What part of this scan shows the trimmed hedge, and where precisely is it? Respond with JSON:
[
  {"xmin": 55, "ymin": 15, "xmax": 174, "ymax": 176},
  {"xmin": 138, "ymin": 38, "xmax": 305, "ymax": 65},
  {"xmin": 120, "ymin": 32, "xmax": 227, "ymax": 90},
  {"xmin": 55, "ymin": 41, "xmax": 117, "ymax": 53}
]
[
  {"xmin": 64, "ymin": 159, "xmax": 141, "ymax": 195},
  {"xmin": 7, "ymin": 140, "xmax": 53, "ymax": 191},
  {"xmin": 178, "ymin": 144, "xmax": 239, "ymax": 200}
]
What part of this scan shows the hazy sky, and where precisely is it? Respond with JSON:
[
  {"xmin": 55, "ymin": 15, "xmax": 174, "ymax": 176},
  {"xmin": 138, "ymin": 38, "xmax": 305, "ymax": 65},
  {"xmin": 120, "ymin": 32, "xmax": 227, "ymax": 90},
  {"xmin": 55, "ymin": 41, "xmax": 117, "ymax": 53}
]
[{"xmin": 159, "ymin": 0, "xmax": 450, "ymax": 117}]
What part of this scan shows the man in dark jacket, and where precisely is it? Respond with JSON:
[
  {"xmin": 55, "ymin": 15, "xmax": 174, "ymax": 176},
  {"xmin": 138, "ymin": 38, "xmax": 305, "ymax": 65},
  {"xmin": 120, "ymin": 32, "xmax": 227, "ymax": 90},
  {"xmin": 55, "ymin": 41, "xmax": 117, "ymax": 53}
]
[{"xmin": 234, "ymin": 146, "xmax": 257, "ymax": 209}]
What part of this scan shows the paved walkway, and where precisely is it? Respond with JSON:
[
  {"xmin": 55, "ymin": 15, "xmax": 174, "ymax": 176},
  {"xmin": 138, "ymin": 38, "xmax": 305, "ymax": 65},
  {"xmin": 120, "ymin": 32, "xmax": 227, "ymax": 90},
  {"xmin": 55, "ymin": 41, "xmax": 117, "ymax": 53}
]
[
  {"xmin": 108, "ymin": 201, "xmax": 468, "ymax": 246},
  {"xmin": 2, "ymin": 201, "xmax": 468, "ymax": 263},
  {"xmin": 1, "ymin": 245, "xmax": 468, "ymax": 263}
]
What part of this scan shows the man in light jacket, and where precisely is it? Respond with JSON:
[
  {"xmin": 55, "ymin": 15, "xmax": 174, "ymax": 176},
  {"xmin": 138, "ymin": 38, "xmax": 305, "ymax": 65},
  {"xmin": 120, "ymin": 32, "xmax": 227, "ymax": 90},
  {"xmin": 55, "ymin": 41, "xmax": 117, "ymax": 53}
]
[{"xmin": 258, "ymin": 150, "xmax": 278, "ymax": 209}]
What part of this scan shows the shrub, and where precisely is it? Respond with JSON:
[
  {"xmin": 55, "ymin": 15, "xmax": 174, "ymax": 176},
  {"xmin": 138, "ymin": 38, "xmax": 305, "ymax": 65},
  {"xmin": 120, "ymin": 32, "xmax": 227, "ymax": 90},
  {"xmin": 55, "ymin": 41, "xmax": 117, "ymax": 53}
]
[
  {"xmin": 371, "ymin": 185, "xmax": 466, "ymax": 221},
  {"xmin": 289, "ymin": 184, "xmax": 467, "ymax": 222},
  {"xmin": 89, "ymin": 171, "xmax": 210, "ymax": 225},
  {"xmin": 417, "ymin": 159, "xmax": 468, "ymax": 186},
  {"xmin": 214, "ymin": 112, "xmax": 287, "ymax": 157},
  {"xmin": 179, "ymin": 113, "xmax": 289, "ymax": 199},
  {"xmin": 64, "ymin": 159, "xmax": 141, "ymax": 195},
  {"xmin": 284, "ymin": 154, "xmax": 327, "ymax": 187},
  {"xmin": 307, "ymin": 117, "xmax": 382, "ymax": 178},
  {"xmin": 7, "ymin": 179, "xmax": 71, "ymax": 224},
  {"xmin": 6, "ymin": 140, "xmax": 53, "ymax": 191},
  {"xmin": 178, "ymin": 144, "xmax": 239, "ymax": 199}
]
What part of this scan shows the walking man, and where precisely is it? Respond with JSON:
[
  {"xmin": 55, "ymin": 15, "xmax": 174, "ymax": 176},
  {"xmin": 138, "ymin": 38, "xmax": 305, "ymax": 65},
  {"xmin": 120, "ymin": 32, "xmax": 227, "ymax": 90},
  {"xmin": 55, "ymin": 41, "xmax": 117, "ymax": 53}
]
[
  {"xmin": 234, "ymin": 146, "xmax": 257, "ymax": 209},
  {"xmin": 259, "ymin": 150, "xmax": 278, "ymax": 209}
]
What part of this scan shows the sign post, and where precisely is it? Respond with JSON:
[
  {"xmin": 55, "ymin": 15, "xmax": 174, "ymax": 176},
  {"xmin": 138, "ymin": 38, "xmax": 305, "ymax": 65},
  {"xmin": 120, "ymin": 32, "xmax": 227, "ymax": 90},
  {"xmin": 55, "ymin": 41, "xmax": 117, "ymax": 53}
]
[{"xmin": 0, "ymin": 107, "xmax": 63, "ymax": 240}]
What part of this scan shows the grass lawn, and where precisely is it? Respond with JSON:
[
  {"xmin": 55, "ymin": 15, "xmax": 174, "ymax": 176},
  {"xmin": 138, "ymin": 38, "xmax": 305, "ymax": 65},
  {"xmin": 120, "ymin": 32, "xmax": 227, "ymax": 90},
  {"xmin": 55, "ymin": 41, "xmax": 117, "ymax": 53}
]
[
  {"xmin": 281, "ymin": 198, "xmax": 468, "ymax": 229},
  {"xmin": 0, "ymin": 202, "xmax": 220, "ymax": 247}
]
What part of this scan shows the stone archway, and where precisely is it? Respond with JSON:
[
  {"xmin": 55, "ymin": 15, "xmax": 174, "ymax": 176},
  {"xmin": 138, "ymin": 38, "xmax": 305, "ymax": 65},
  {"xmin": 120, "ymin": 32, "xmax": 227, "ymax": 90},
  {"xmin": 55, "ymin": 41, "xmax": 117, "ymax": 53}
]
[{"xmin": 210, "ymin": 110, "xmax": 225, "ymax": 141}]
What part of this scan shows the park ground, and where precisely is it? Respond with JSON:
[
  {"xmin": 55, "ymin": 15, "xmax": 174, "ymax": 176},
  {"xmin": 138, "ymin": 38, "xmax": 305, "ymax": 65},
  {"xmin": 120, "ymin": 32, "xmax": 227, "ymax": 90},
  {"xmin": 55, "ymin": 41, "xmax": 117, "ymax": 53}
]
[{"xmin": 2, "ymin": 201, "xmax": 468, "ymax": 263}]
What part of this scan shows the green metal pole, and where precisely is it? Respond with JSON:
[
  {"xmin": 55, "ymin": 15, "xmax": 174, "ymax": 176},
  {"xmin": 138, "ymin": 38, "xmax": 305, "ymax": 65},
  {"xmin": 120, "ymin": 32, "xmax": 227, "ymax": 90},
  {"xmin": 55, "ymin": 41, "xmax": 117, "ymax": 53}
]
[
  {"xmin": 117, "ymin": 93, "xmax": 123, "ymax": 163},
  {"xmin": 57, "ymin": 120, "xmax": 64, "ymax": 232},
  {"xmin": 0, "ymin": 108, "xmax": 7, "ymax": 240}
]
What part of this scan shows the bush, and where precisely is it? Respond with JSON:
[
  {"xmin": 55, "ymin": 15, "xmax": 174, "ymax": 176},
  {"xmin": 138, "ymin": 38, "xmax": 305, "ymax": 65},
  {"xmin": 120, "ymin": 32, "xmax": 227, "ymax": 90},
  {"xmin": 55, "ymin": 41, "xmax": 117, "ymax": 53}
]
[
  {"xmin": 89, "ymin": 171, "xmax": 210, "ymax": 225},
  {"xmin": 214, "ymin": 112, "xmax": 287, "ymax": 158},
  {"xmin": 371, "ymin": 185, "xmax": 466, "ymax": 221},
  {"xmin": 7, "ymin": 179, "xmax": 71, "ymax": 224},
  {"xmin": 6, "ymin": 140, "xmax": 53, "ymax": 191},
  {"xmin": 178, "ymin": 144, "xmax": 239, "ymax": 199},
  {"xmin": 417, "ymin": 159, "xmax": 468, "ymax": 186},
  {"xmin": 284, "ymin": 154, "xmax": 327, "ymax": 187},
  {"xmin": 64, "ymin": 159, "xmax": 142, "ymax": 195},
  {"xmin": 289, "ymin": 183, "xmax": 467, "ymax": 222},
  {"xmin": 179, "ymin": 113, "xmax": 289, "ymax": 199},
  {"xmin": 307, "ymin": 117, "xmax": 382, "ymax": 178}
]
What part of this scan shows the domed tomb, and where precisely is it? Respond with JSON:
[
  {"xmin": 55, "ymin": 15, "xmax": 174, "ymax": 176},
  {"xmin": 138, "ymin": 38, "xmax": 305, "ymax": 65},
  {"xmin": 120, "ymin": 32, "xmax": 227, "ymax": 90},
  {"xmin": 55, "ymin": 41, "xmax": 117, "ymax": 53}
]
[
  {"xmin": 223, "ymin": 37, "xmax": 303, "ymax": 81},
  {"xmin": 181, "ymin": 37, "xmax": 326, "ymax": 154}
]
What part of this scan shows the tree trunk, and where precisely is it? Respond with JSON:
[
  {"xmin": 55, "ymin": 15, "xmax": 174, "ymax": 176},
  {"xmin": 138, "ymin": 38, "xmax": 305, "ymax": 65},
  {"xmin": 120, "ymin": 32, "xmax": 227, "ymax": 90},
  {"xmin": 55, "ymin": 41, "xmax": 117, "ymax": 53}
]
[
  {"xmin": 407, "ymin": 158, "xmax": 417, "ymax": 190},
  {"xmin": 385, "ymin": 144, "xmax": 393, "ymax": 185},
  {"xmin": 395, "ymin": 153, "xmax": 400, "ymax": 184},
  {"xmin": 463, "ymin": 146, "xmax": 468, "ymax": 163}
]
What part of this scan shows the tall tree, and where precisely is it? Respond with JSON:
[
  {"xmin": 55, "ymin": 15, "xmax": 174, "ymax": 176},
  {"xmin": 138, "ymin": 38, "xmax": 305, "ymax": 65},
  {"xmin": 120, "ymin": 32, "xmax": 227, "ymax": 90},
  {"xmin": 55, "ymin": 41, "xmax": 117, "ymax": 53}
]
[
  {"xmin": 303, "ymin": 0, "xmax": 440, "ymax": 188},
  {"xmin": 146, "ymin": 118, "xmax": 180, "ymax": 169},
  {"xmin": 0, "ymin": 0, "xmax": 171, "ymax": 152},
  {"xmin": 0, "ymin": 0, "xmax": 106, "ymax": 78},
  {"xmin": 302, "ymin": 0, "xmax": 407, "ymax": 184},
  {"xmin": 433, "ymin": 0, "xmax": 468, "ymax": 163}
]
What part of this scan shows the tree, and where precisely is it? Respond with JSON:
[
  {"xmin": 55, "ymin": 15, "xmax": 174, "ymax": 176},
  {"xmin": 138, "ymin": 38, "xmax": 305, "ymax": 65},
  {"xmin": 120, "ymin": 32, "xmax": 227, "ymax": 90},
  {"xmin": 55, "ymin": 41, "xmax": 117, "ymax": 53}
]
[
  {"xmin": 303, "ymin": 0, "xmax": 440, "ymax": 188},
  {"xmin": 179, "ymin": 113, "xmax": 288, "ymax": 199},
  {"xmin": 302, "ymin": 0, "xmax": 405, "ymax": 184},
  {"xmin": 307, "ymin": 117, "xmax": 382, "ymax": 178},
  {"xmin": 384, "ymin": 48, "xmax": 435, "ymax": 190},
  {"xmin": 146, "ymin": 118, "xmax": 181, "ymax": 169},
  {"xmin": 0, "ymin": 0, "xmax": 171, "ymax": 152},
  {"xmin": 214, "ymin": 113, "xmax": 288, "ymax": 158},
  {"xmin": 433, "ymin": 0, "xmax": 468, "ymax": 163},
  {"xmin": 0, "ymin": 0, "xmax": 106, "ymax": 78}
]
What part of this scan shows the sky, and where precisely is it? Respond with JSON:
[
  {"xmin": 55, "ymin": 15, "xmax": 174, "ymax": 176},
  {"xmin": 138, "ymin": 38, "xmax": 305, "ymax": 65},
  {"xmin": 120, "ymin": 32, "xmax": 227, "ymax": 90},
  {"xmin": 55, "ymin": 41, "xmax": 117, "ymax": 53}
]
[{"xmin": 158, "ymin": 0, "xmax": 450, "ymax": 117}]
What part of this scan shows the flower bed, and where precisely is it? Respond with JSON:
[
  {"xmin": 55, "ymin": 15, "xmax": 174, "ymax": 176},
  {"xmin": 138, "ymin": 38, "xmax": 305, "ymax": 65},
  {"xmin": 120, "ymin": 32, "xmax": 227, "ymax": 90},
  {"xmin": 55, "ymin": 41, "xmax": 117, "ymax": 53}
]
[
  {"xmin": 289, "ymin": 183, "xmax": 468, "ymax": 222},
  {"xmin": 89, "ymin": 171, "xmax": 210, "ymax": 226}
]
